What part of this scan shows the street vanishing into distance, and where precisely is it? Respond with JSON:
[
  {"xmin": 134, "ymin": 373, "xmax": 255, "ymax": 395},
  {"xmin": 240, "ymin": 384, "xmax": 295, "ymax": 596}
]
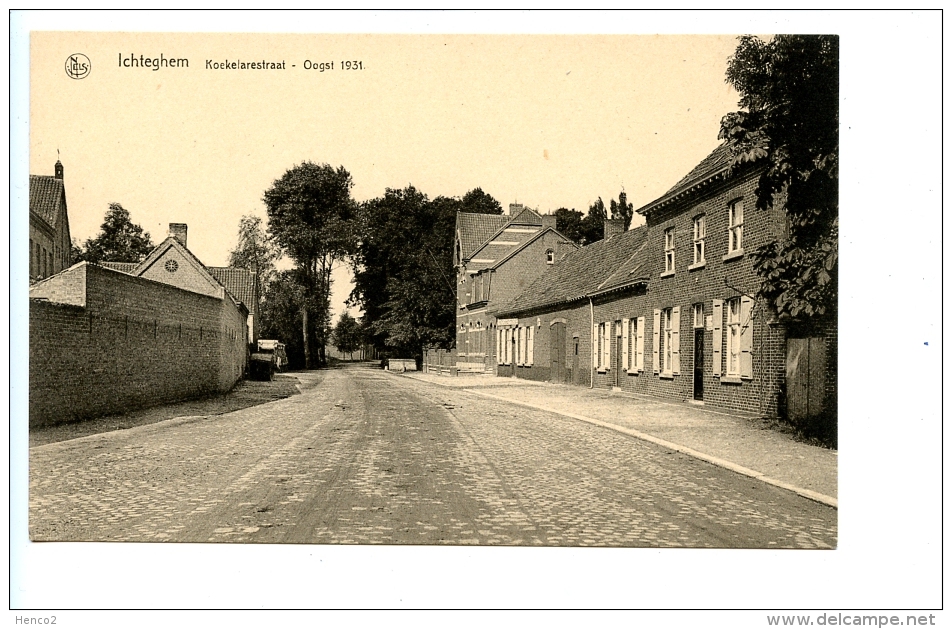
[{"xmin": 30, "ymin": 364, "xmax": 836, "ymax": 548}]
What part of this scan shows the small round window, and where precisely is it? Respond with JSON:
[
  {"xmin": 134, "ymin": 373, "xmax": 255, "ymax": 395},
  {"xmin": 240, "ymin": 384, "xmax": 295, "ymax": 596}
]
[{"xmin": 164, "ymin": 259, "xmax": 179, "ymax": 273}]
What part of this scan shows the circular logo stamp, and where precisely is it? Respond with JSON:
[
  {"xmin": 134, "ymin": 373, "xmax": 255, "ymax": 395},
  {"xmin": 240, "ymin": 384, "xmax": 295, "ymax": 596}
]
[{"xmin": 65, "ymin": 54, "xmax": 91, "ymax": 80}]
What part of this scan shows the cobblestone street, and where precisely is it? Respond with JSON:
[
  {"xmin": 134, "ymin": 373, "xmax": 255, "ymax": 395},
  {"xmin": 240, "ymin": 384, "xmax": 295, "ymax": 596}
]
[{"xmin": 30, "ymin": 365, "xmax": 836, "ymax": 547}]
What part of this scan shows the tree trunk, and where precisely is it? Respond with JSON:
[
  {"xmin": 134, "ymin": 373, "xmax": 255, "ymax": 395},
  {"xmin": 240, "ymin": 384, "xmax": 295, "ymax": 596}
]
[{"xmin": 302, "ymin": 307, "xmax": 311, "ymax": 370}]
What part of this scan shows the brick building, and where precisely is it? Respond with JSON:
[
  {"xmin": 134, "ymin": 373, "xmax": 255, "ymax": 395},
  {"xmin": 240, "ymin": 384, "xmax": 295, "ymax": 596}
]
[
  {"xmin": 101, "ymin": 223, "xmax": 259, "ymax": 345},
  {"xmin": 29, "ymin": 160, "xmax": 72, "ymax": 282},
  {"xmin": 29, "ymin": 223, "xmax": 252, "ymax": 427},
  {"xmin": 493, "ymin": 144, "xmax": 828, "ymax": 419},
  {"xmin": 454, "ymin": 204, "xmax": 577, "ymax": 373},
  {"xmin": 491, "ymin": 219, "xmax": 645, "ymax": 384}
]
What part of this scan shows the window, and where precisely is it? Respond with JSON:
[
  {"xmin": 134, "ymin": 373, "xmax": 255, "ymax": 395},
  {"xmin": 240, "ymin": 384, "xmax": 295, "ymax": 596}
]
[
  {"xmin": 729, "ymin": 200, "xmax": 744, "ymax": 253},
  {"xmin": 693, "ymin": 303, "xmax": 704, "ymax": 328},
  {"xmin": 597, "ymin": 322, "xmax": 611, "ymax": 370},
  {"xmin": 662, "ymin": 308, "xmax": 673, "ymax": 373},
  {"xmin": 623, "ymin": 317, "xmax": 645, "ymax": 372},
  {"xmin": 693, "ymin": 215, "xmax": 706, "ymax": 264},
  {"xmin": 545, "ymin": 249, "xmax": 555, "ymax": 264},
  {"xmin": 497, "ymin": 329, "xmax": 504, "ymax": 365},
  {"xmin": 526, "ymin": 325, "xmax": 534, "ymax": 365},
  {"xmin": 652, "ymin": 307, "xmax": 680, "ymax": 375},
  {"xmin": 723, "ymin": 296, "xmax": 753, "ymax": 378},
  {"xmin": 664, "ymin": 227, "xmax": 675, "ymax": 273},
  {"xmin": 726, "ymin": 298, "xmax": 741, "ymax": 376}
]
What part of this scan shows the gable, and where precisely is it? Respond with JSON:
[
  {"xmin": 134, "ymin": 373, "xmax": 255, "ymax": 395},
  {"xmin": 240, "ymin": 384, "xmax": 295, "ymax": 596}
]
[{"xmin": 135, "ymin": 238, "xmax": 223, "ymax": 298}]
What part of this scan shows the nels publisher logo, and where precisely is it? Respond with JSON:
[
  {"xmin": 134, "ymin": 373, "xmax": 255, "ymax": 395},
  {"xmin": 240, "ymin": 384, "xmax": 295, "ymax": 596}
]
[{"xmin": 65, "ymin": 53, "xmax": 90, "ymax": 80}]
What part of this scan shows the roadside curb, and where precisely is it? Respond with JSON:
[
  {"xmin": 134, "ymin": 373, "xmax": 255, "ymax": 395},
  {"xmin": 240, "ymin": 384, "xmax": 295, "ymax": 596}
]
[{"xmin": 465, "ymin": 389, "xmax": 838, "ymax": 510}]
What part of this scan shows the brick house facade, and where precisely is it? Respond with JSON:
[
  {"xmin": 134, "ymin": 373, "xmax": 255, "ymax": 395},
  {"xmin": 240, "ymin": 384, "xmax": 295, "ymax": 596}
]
[
  {"xmin": 29, "ymin": 160, "xmax": 72, "ymax": 282},
  {"xmin": 455, "ymin": 204, "xmax": 577, "ymax": 374},
  {"xmin": 494, "ymin": 144, "xmax": 803, "ymax": 418}
]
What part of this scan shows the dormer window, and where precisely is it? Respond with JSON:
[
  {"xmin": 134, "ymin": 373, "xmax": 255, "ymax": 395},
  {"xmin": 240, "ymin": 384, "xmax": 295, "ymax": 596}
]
[{"xmin": 545, "ymin": 249, "xmax": 555, "ymax": 264}]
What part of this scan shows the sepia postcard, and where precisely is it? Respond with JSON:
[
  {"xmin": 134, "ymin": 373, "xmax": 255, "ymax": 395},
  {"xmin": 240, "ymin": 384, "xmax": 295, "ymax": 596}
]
[{"xmin": 12, "ymin": 11, "xmax": 941, "ymax": 615}]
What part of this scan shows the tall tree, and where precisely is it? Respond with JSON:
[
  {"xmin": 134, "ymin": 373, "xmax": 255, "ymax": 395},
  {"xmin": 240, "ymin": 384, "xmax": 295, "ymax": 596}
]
[
  {"xmin": 332, "ymin": 311, "xmax": 363, "ymax": 359},
  {"xmin": 719, "ymin": 35, "xmax": 838, "ymax": 326},
  {"xmin": 554, "ymin": 207, "xmax": 584, "ymax": 244},
  {"xmin": 258, "ymin": 269, "xmax": 310, "ymax": 369},
  {"xmin": 263, "ymin": 162, "xmax": 356, "ymax": 368},
  {"xmin": 351, "ymin": 186, "xmax": 457, "ymax": 358},
  {"xmin": 577, "ymin": 197, "xmax": 607, "ymax": 245},
  {"xmin": 459, "ymin": 187, "xmax": 503, "ymax": 215},
  {"xmin": 610, "ymin": 190, "xmax": 634, "ymax": 231},
  {"xmin": 78, "ymin": 203, "xmax": 154, "ymax": 264},
  {"xmin": 228, "ymin": 214, "xmax": 281, "ymax": 290}
]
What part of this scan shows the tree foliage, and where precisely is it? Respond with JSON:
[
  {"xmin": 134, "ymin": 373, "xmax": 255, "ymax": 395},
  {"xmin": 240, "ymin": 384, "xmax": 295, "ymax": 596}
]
[
  {"xmin": 331, "ymin": 311, "xmax": 363, "ymax": 358},
  {"xmin": 263, "ymin": 162, "xmax": 356, "ymax": 368},
  {"xmin": 555, "ymin": 196, "xmax": 615, "ymax": 246},
  {"xmin": 78, "ymin": 203, "xmax": 154, "ymax": 264},
  {"xmin": 459, "ymin": 187, "xmax": 503, "ymax": 215},
  {"xmin": 719, "ymin": 35, "xmax": 838, "ymax": 325},
  {"xmin": 350, "ymin": 186, "xmax": 458, "ymax": 358},
  {"xmin": 609, "ymin": 190, "xmax": 634, "ymax": 232},
  {"xmin": 228, "ymin": 214, "xmax": 281, "ymax": 292},
  {"xmin": 258, "ymin": 269, "xmax": 317, "ymax": 370}
]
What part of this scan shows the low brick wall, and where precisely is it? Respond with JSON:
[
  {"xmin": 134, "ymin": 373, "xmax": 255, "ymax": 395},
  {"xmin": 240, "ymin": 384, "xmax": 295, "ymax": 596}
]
[
  {"xmin": 423, "ymin": 349, "xmax": 456, "ymax": 375},
  {"xmin": 29, "ymin": 264, "xmax": 247, "ymax": 427}
]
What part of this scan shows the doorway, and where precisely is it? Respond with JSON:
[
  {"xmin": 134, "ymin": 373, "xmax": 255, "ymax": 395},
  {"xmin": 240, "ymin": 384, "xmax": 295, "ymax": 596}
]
[{"xmin": 550, "ymin": 321, "xmax": 566, "ymax": 383}]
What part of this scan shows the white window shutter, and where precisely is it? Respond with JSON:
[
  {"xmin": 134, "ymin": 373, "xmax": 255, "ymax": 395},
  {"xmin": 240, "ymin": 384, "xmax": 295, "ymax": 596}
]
[
  {"xmin": 622, "ymin": 318, "xmax": 630, "ymax": 370},
  {"xmin": 671, "ymin": 306, "xmax": 681, "ymax": 375},
  {"xmin": 712, "ymin": 299, "xmax": 723, "ymax": 376},
  {"xmin": 652, "ymin": 309, "xmax": 661, "ymax": 374},
  {"xmin": 636, "ymin": 316, "xmax": 645, "ymax": 371},
  {"xmin": 527, "ymin": 326, "xmax": 534, "ymax": 365},
  {"xmin": 605, "ymin": 322, "xmax": 612, "ymax": 370},
  {"xmin": 740, "ymin": 296, "xmax": 753, "ymax": 378}
]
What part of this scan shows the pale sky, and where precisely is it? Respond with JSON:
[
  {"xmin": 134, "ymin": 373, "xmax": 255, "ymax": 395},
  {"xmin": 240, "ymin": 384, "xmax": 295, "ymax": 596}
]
[{"xmin": 29, "ymin": 30, "xmax": 740, "ymax": 320}]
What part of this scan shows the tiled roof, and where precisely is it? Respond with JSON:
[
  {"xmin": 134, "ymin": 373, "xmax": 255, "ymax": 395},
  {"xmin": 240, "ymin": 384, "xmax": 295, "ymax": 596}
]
[
  {"xmin": 663, "ymin": 143, "xmax": 732, "ymax": 197},
  {"xmin": 29, "ymin": 175, "xmax": 65, "ymax": 228},
  {"xmin": 636, "ymin": 143, "xmax": 736, "ymax": 217},
  {"xmin": 494, "ymin": 226, "xmax": 649, "ymax": 316},
  {"xmin": 98, "ymin": 261, "xmax": 137, "ymax": 274},
  {"xmin": 457, "ymin": 213, "xmax": 509, "ymax": 260},
  {"xmin": 208, "ymin": 266, "xmax": 258, "ymax": 312}
]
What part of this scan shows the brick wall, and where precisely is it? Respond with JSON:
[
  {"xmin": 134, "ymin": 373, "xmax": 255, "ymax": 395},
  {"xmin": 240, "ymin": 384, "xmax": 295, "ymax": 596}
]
[
  {"xmin": 30, "ymin": 264, "xmax": 247, "ymax": 427},
  {"xmin": 457, "ymin": 230, "xmax": 569, "ymax": 374},
  {"xmin": 636, "ymin": 170, "xmax": 788, "ymax": 416}
]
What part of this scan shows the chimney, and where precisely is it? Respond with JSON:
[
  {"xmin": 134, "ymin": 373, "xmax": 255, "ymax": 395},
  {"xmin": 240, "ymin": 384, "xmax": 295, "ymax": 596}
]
[
  {"xmin": 541, "ymin": 214, "xmax": 557, "ymax": 230},
  {"xmin": 507, "ymin": 202, "xmax": 524, "ymax": 216},
  {"xmin": 54, "ymin": 160, "xmax": 63, "ymax": 180},
  {"xmin": 604, "ymin": 218, "xmax": 625, "ymax": 241},
  {"xmin": 169, "ymin": 223, "xmax": 188, "ymax": 248}
]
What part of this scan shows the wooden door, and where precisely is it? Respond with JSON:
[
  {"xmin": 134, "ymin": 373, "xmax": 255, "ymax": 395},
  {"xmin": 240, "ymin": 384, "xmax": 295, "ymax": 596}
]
[
  {"xmin": 550, "ymin": 322, "xmax": 566, "ymax": 382},
  {"xmin": 786, "ymin": 337, "xmax": 827, "ymax": 421},
  {"xmin": 693, "ymin": 328, "xmax": 705, "ymax": 400}
]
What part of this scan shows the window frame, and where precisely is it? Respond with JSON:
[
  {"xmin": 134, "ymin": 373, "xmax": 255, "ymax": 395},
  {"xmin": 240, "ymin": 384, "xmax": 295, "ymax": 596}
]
[
  {"xmin": 661, "ymin": 307, "xmax": 673, "ymax": 373},
  {"xmin": 693, "ymin": 215, "xmax": 706, "ymax": 265},
  {"xmin": 664, "ymin": 227, "xmax": 675, "ymax": 273},
  {"xmin": 726, "ymin": 297, "xmax": 742, "ymax": 376},
  {"xmin": 728, "ymin": 199, "xmax": 744, "ymax": 253}
]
